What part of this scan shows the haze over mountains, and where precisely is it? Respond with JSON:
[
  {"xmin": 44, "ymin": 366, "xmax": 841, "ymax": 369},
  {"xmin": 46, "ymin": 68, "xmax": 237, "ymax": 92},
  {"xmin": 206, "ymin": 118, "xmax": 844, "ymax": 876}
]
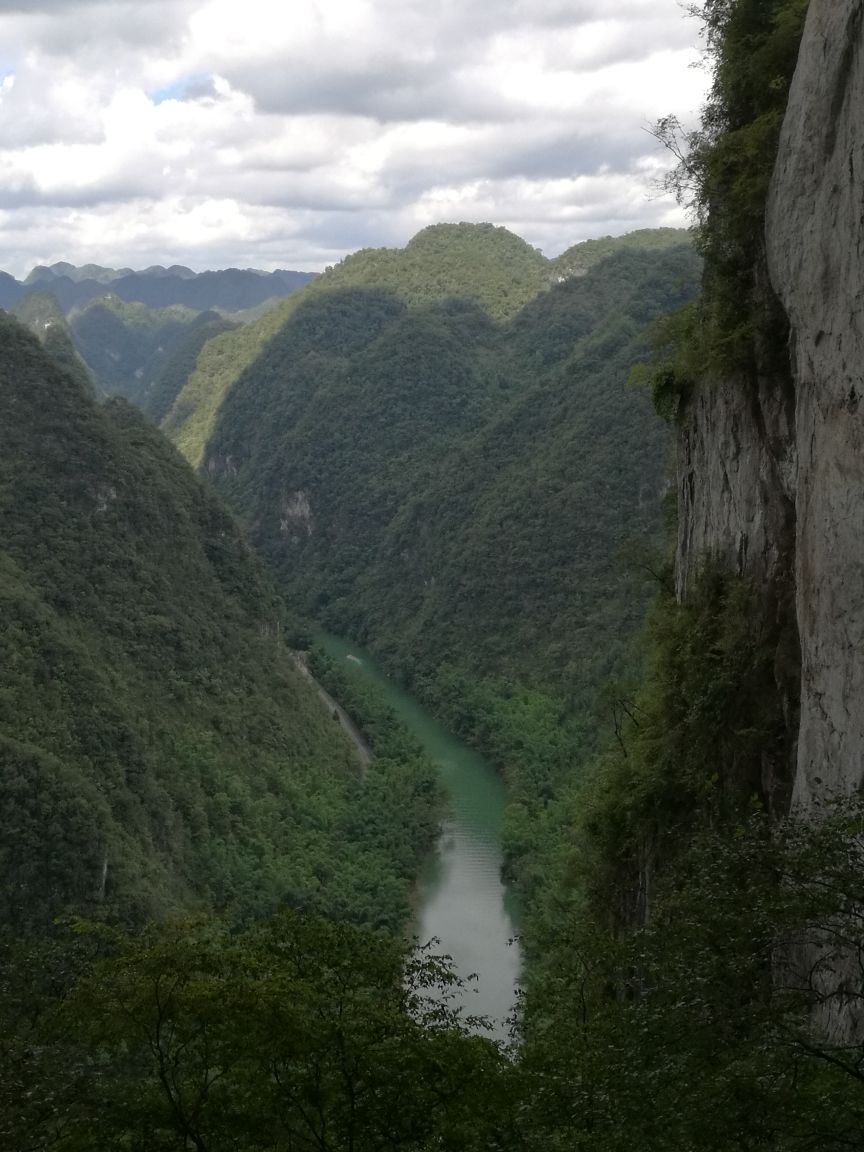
[{"xmin": 0, "ymin": 262, "xmax": 315, "ymax": 314}]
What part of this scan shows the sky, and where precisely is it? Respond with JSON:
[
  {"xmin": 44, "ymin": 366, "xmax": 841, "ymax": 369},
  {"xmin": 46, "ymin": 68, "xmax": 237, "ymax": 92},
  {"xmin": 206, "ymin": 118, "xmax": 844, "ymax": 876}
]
[{"xmin": 0, "ymin": 0, "xmax": 708, "ymax": 276}]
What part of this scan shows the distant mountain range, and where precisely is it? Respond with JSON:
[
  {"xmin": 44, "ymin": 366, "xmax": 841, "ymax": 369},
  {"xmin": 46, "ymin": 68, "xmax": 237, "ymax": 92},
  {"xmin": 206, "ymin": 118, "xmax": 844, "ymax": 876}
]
[{"xmin": 0, "ymin": 262, "xmax": 316, "ymax": 314}]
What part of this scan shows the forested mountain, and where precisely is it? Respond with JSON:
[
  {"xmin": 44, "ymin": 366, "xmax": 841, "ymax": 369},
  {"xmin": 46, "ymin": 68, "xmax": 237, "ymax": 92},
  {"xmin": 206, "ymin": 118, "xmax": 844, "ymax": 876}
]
[
  {"xmin": 157, "ymin": 228, "xmax": 701, "ymax": 923},
  {"xmin": 0, "ymin": 264, "xmax": 318, "ymax": 405},
  {"xmin": 0, "ymin": 230, "xmax": 705, "ymax": 1149},
  {"xmin": 66, "ymin": 293, "xmax": 242, "ymax": 416},
  {"xmin": 141, "ymin": 310, "xmax": 240, "ymax": 424},
  {"xmin": 69, "ymin": 295, "xmax": 202, "ymax": 402},
  {"xmin": 203, "ymin": 242, "xmax": 698, "ymax": 703},
  {"xmin": 0, "ymin": 313, "xmax": 440, "ymax": 933},
  {"xmin": 163, "ymin": 223, "xmax": 692, "ymax": 467},
  {"xmin": 2, "ymin": 262, "xmax": 315, "ymax": 313},
  {"xmin": 9, "ymin": 0, "xmax": 864, "ymax": 1143},
  {"xmin": 10, "ymin": 290, "xmax": 95, "ymax": 395},
  {"xmin": 550, "ymin": 226, "xmax": 690, "ymax": 279},
  {"xmin": 315, "ymin": 222, "xmax": 550, "ymax": 321}
]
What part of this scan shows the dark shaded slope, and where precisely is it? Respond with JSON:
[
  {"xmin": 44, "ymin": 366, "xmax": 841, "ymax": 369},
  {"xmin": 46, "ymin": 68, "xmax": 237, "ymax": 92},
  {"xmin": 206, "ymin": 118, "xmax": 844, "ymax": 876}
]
[
  {"xmin": 141, "ymin": 310, "xmax": 238, "ymax": 423},
  {"xmin": 0, "ymin": 314, "xmax": 437, "ymax": 932},
  {"xmin": 10, "ymin": 289, "xmax": 95, "ymax": 395},
  {"xmin": 69, "ymin": 297, "xmax": 198, "ymax": 400},
  {"xmin": 203, "ymin": 246, "xmax": 701, "ymax": 708},
  {"xmin": 203, "ymin": 289, "xmax": 505, "ymax": 604}
]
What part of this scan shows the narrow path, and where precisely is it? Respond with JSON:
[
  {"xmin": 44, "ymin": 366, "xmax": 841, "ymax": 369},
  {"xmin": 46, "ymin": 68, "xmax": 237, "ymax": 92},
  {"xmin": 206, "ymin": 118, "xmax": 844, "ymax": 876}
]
[{"xmin": 291, "ymin": 651, "xmax": 372, "ymax": 770}]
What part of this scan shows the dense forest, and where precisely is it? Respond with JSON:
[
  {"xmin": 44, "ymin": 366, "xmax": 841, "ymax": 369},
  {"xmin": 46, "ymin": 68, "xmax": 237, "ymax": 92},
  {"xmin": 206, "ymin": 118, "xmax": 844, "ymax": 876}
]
[
  {"xmin": 6, "ymin": 0, "xmax": 864, "ymax": 1147},
  {"xmin": 167, "ymin": 228, "xmax": 700, "ymax": 911},
  {"xmin": 0, "ymin": 264, "xmax": 318, "ymax": 413},
  {"xmin": 0, "ymin": 313, "xmax": 442, "ymax": 934}
]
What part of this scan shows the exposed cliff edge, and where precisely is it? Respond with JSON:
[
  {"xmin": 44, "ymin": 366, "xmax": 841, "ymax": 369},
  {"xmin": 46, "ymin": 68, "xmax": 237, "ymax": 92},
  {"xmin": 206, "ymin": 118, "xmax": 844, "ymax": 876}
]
[
  {"xmin": 766, "ymin": 0, "xmax": 864, "ymax": 807},
  {"xmin": 677, "ymin": 0, "xmax": 863, "ymax": 812},
  {"xmin": 675, "ymin": 340, "xmax": 799, "ymax": 810}
]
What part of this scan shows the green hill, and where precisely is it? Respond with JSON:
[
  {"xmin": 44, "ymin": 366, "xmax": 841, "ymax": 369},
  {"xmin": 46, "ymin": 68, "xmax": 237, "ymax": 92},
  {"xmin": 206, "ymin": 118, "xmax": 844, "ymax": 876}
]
[
  {"xmin": 180, "ymin": 242, "xmax": 700, "ymax": 886},
  {"xmin": 161, "ymin": 222, "xmax": 550, "ymax": 470},
  {"xmin": 141, "ymin": 309, "xmax": 238, "ymax": 424},
  {"xmin": 69, "ymin": 295, "xmax": 201, "ymax": 400},
  {"xmin": 315, "ymin": 222, "xmax": 549, "ymax": 320},
  {"xmin": 201, "ymin": 244, "xmax": 697, "ymax": 689},
  {"xmin": 0, "ymin": 314, "xmax": 439, "ymax": 932},
  {"xmin": 162, "ymin": 295, "xmax": 301, "ymax": 467},
  {"xmin": 551, "ymin": 227, "xmax": 691, "ymax": 280},
  {"xmin": 163, "ymin": 223, "xmax": 690, "ymax": 470},
  {"xmin": 11, "ymin": 289, "xmax": 95, "ymax": 395}
]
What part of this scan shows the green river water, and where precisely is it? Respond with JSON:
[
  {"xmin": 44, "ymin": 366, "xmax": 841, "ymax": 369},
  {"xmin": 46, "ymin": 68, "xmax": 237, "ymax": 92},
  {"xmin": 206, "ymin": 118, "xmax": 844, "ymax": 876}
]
[{"xmin": 319, "ymin": 635, "xmax": 522, "ymax": 1038}]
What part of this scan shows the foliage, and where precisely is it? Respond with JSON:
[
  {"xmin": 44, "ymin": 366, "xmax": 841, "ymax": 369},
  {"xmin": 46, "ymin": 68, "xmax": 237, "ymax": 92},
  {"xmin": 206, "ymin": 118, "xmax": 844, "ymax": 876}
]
[
  {"xmin": 69, "ymin": 294, "xmax": 200, "ymax": 400},
  {"xmin": 0, "ymin": 313, "xmax": 439, "ymax": 933},
  {"xmin": 142, "ymin": 310, "xmax": 238, "ymax": 424},
  {"xmin": 185, "ymin": 242, "xmax": 699, "ymax": 899},
  {"xmin": 551, "ymin": 227, "xmax": 692, "ymax": 281},
  {"xmin": 307, "ymin": 646, "xmax": 445, "ymax": 894},
  {"xmin": 517, "ymin": 799, "xmax": 864, "ymax": 1151},
  {"xmin": 309, "ymin": 647, "xmax": 427, "ymax": 763},
  {"xmin": 628, "ymin": 299, "xmax": 701, "ymax": 420},
  {"xmin": 200, "ymin": 245, "xmax": 698, "ymax": 699},
  {"xmin": 0, "ymin": 911, "xmax": 515, "ymax": 1151},
  {"xmin": 9, "ymin": 809, "xmax": 864, "ymax": 1151},
  {"xmin": 651, "ymin": 0, "xmax": 808, "ymax": 380},
  {"xmin": 10, "ymin": 289, "xmax": 96, "ymax": 394},
  {"xmin": 506, "ymin": 564, "xmax": 818, "ymax": 1149},
  {"xmin": 162, "ymin": 293, "xmax": 306, "ymax": 467},
  {"xmin": 163, "ymin": 223, "xmax": 692, "ymax": 466},
  {"xmin": 316, "ymin": 222, "xmax": 549, "ymax": 321},
  {"xmin": 556, "ymin": 569, "xmax": 791, "ymax": 933}
]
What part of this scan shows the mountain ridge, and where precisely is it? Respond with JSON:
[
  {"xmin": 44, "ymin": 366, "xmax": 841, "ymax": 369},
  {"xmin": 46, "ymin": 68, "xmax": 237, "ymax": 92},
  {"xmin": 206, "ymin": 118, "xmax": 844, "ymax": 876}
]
[
  {"xmin": 0, "ymin": 263, "xmax": 316, "ymax": 314},
  {"xmin": 163, "ymin": 223, "xmax": 692, "ymax": 468},
  {"xmin": 0, "ymin": 311, "xmax": 440, "ymax": 933}
]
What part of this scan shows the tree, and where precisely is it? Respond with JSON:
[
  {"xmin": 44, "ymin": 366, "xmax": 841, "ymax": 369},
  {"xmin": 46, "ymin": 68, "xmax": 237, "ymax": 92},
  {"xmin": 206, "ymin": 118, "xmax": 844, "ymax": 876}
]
[{"xmin": 38, "ymin": 912, "xmax": 514, "ymax": 1152}]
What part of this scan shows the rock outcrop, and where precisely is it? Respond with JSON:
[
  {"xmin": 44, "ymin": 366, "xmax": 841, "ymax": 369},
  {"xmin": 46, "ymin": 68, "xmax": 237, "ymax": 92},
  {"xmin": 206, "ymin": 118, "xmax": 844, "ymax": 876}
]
[
  {"xmin": 676, "ymin": 347, "xmax": 799, "ymax": 811},
  {"xmin": 677, "ymin": 0, "xmax": 863, "ymax": 812},
  {"xmin": 767, "ymin": 0, "xmax": 864, "ymax": 808},
  {"xmin": 676, "ymin": 365, "xmax": 796, "ymax": 603}
]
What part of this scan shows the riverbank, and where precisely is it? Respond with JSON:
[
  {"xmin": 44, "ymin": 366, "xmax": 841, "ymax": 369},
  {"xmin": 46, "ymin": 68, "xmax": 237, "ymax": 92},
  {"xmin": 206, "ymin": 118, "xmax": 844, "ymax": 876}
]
[
  {"xmin": 291, "ymin": 649, "xmax": 372, "ymax": 769},
  {"xmin": 312, "ymin": 634, "xmax": 522, "ymax": 1038}
]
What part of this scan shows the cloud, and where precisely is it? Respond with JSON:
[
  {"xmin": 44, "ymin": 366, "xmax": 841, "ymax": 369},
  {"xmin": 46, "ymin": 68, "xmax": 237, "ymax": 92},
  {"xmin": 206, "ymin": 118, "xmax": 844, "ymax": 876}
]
[
  {"xmin": 0, "ymin": 0, "xmax": 708, "ymax": 276},
  {"xmin": 0, "ymin": 0, "xmax": 116, "ymax": 10}
]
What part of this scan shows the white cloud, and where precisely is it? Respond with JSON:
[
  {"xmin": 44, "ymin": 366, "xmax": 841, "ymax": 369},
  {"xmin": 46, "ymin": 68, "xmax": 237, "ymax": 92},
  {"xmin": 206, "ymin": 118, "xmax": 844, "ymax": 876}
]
[{"xmin": 0, "ymin": 0, "xmax": 708, "ymax": 276}]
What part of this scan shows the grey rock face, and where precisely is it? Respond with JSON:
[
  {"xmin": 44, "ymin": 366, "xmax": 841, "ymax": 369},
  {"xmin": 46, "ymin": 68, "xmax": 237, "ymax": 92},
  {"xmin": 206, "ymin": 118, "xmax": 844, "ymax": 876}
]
[
  {"xmin": 767, "ymin": 0, "xmax": 864, "ymax": 807},
  {"xmin": 676, "ymin": 353, "xmax": 800, "ymax": 810},
  {"xmin": 676, "ymin": 368, "xmax": 796, "ymax": 600},
  {"xmin": 677, "ymin": 0, "xmax": 864, "ymax": 810}
]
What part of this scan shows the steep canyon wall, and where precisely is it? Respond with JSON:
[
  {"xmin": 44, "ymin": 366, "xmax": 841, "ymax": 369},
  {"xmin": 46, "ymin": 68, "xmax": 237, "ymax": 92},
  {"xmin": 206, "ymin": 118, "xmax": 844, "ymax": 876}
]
[
  {"xmin": 677, "ymin": 0, "xmax": 864, "ymax": 811},
  {"xmin": 767, "ymin": 0, "xmax": 864, "ymax": 807}
]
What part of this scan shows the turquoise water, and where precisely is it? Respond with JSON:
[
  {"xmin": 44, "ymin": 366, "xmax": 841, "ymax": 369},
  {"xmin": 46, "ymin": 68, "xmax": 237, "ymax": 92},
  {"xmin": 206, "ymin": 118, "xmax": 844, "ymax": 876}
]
[{"xmin": 318, "ymin": 634, "xmax": 521, "ymax": 1038}]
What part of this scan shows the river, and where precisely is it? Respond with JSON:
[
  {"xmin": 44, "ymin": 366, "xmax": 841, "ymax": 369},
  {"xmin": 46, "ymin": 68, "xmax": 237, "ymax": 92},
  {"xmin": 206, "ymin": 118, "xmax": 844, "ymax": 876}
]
[{"xmin": 318, "ymin": 634, "xmax": 522, "ymax": 1040}]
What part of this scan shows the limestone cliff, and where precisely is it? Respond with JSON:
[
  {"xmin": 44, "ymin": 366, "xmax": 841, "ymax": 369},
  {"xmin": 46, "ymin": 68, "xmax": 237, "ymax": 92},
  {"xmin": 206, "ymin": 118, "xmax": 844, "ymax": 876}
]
[
  {"xmin": 767, "ymin": 0, "xmax": 864, "ymax": 808},
  {"xmin": 676, "ymin": 0, "xmax": 863, "ymax": 813}
]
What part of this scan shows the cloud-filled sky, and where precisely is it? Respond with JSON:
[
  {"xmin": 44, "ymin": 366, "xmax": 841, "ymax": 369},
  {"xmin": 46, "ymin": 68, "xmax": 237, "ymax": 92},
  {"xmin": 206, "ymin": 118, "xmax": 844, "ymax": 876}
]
[{"xmin": 0, "ymin": 0, "xmax": 708, "ymax": 276}]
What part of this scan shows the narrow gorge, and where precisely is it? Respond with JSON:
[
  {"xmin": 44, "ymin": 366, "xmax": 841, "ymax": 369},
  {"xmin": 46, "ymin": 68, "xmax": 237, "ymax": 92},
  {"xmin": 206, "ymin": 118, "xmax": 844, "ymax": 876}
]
[{"xmin": 4, "ymin": 1, "xmax": 864, "ymax": 1147}]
